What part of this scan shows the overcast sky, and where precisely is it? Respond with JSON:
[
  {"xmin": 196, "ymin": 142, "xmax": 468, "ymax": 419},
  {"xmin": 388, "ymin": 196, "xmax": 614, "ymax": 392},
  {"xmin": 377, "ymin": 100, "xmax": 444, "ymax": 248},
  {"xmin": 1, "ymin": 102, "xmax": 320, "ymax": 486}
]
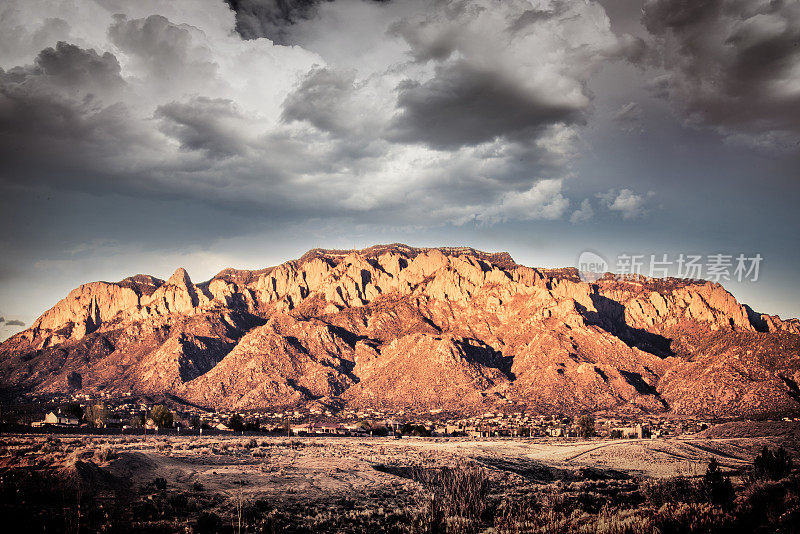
[{"xmin": 1, "ymin": 0, "xmax": 799, "ymax": 340}]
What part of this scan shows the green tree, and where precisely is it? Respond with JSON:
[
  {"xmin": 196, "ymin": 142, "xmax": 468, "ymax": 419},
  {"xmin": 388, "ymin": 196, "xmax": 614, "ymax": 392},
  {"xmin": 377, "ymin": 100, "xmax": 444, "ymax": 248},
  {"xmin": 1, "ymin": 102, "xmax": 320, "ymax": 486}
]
[
  {"xmin": 189, "ymin": 415, "xmax": 201, "ymax": 430},
  {"xmin": 85, "ymin": 404, "xmax": 109, "ymax": 427},
  {"xmin": 700, "ymin": 458, "xmax": 734, "ymax": 507},
  {"xmin": 228, "ymin": 413, "xmax": 245, "ymax": 432},
  {"xmin": 149, "ymin": 405, "xmax": 173, "ymax": 428},
  {"xmin": 129, "ymin": 412, "xmax": 145, "ymax": 428},
  {"xmin": 577, "ymin": 415, "xmax": 596, "ymax": 438},
  {"xmin": 61, "ymin": 403, "xmax": 84, "ymax": 420},
  {"xmin": 401, "ymin": 423, "xmax": 430, "ymax": 437},
  {"xmin": 357, "ymin": 420, "xmax": 372, "ymax": 432}
]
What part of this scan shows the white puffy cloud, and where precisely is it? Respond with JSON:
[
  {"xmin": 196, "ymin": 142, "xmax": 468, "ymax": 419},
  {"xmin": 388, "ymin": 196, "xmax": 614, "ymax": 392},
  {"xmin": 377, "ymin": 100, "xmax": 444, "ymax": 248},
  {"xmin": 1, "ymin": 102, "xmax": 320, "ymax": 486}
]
[
  {"xmin": 570, "ymin": 199, "xmax": 594, "ymax": 224},
  {"xmin": 476, "ymin": 179, "xmax": 569, "ymax": 225},
  {"xmin": 598, "ymin": 188, "xmax": 652, "ymax": 219}
]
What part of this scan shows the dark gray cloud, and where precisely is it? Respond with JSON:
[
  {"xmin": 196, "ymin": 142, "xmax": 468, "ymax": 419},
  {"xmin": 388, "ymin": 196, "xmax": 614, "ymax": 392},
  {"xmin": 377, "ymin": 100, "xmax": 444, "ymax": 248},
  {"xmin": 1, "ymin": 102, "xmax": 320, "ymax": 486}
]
[
  {"xmin": 5, "ymin": 319, "xmax": 24, "ymax": 327},
  {"xmin": 6, "ymin": 40, "xmax": 124, "ymax": 97},
  {"xmin": 0, "ymin": 42, "xmax": 136, "ymax": 177},
  {"xmin": 508, "ymin": 5, "xmax": 568, "ymax": 35},
  {"xmin": 1, "ymin": 1, "xmax": 632, "ymax": 228},
  {"xmin": 642, "ymin": 0, "xmax": 721, "ymax": 34},
  {"xmin": 390, "ymin": 60, "xmax": 583, "ymax": 149},
  {"xmin": 281, "ymin": 67, "xmax": 358, "ymax": 135},
  {"xmin": 383, "ymin": 0, "xmax": 639, "ymax": 150},
  {"xmin": 387, "ymin": 6, "xmax": 463, "ymax": 63},
  {"xmin": 643, "ymin": 0, "xmax": 800, "ymax": 147},
  {"xmin": 224, "ymin": 0, "xmax": 328, "ymax": 44},
  {"xmin": 224, "ymin": 0, "xmax": 388, "ymax": 45},
  {"xmin": 156, "ymin": 97, "xmax": 246, "ymax": 158}
]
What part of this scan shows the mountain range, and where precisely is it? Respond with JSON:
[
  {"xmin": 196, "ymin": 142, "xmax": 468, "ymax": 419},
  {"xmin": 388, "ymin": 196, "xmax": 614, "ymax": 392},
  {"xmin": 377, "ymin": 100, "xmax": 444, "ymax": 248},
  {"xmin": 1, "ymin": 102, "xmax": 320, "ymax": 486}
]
[{"xmin": 1, "ymin": 244, "xmax": 799, "ymax": 417}]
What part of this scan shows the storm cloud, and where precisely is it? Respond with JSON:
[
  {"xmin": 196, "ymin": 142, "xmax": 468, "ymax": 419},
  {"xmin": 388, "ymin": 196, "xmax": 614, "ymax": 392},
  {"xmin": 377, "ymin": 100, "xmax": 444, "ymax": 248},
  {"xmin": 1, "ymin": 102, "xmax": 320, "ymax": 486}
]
[
  {"xmin": 1, "ymin": 0, "xmax": 799, "ymax": 330},
  {"xmin": 386, "ymin": 0, "xmax": 625, "ymax": 149},
  {"xmin": 224, "ymin": 0, "xmax": 388, "ymax": 44},
  {"xmin": 390, "ymin": 60, "xmax": 582, "ymax": 149},
  {"xmin": 0, "ymin": 0, "xmax": 654, "ymax": 227},
  {"xmin": 643, "ymin": 0, "xmax": 800, "ymax": 148}
]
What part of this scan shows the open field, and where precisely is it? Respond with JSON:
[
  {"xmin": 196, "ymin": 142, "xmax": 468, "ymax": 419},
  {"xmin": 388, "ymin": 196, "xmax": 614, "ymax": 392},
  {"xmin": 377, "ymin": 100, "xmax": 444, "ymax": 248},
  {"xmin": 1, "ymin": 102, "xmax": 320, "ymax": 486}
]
[{"xmin": 2, "ymin": 423, "xmax": 799, "ymax": 532}]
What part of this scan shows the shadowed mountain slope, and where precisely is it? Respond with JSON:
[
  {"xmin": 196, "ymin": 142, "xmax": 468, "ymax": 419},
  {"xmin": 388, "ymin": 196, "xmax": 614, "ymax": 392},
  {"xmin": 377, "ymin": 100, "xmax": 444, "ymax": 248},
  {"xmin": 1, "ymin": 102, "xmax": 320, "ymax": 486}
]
[{"xmin": 1, "ymin": 244, "xmax": 798, "ymax": 416}]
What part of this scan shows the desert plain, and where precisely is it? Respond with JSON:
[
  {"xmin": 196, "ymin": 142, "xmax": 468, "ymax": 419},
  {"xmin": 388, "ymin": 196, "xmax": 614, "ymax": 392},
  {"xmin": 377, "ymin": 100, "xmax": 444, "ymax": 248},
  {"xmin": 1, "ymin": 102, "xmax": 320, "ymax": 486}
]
[{"xmin": 2, "ymin": 420, "xmax": 799, "ymax": 533}]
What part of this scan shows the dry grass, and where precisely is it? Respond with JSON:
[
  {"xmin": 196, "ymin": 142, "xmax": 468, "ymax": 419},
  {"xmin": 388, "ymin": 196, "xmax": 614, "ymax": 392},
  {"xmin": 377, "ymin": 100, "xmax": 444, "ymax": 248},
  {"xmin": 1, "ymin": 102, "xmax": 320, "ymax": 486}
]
[
  {"xmin": 0, "ymin": 435, "xmax": 798, "ymax": 533},
  {"xmin": 408, "ymin": 462, "xmax": 491, "ymax": 533}
]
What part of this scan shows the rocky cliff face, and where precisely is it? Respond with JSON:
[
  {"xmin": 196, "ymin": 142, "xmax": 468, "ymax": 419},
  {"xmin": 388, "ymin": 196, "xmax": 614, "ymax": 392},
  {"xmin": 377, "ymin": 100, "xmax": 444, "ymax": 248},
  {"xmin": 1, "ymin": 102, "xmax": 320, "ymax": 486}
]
[{"xmin": 1, "ymin": 243, "xmax": 798, "ymax": 416}]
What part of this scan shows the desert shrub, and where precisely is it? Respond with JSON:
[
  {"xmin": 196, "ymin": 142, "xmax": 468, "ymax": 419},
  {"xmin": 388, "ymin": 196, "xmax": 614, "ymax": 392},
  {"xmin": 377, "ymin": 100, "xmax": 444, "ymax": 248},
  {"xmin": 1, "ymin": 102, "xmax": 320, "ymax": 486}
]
[
  {"xmin": 94, "ymin": 446, "xmax": 117, "ymax": 463},
  {"xmin": 246, "ymin": 437, "xmax": 258, "ymax": 449},
  {"xmin": 168, "ymin": 492, "xmax": 189, "ymax": 509},
  {"xmin": 153, "ymin": 477, "xmax": 167, "ymax": 490},
  {"xmin": 652, "ymin": 502, "xmax": 734, "ymax": 534},
  {"xmin": 592, "ymin": 505, "xmax": 655, "ymax": 534},
  {"xmin": 643, "ymin": 476, "xmax": 696, "ymax": 506},
  {"xmin": 735, "ymin": 474, "xmax": 800, "ymax": 532},
  {"xmin": 751, "ymin": 446, "xmax": 794, "ymax": 481},
  {"xmin": 193, "ymin": 481, "xmax": 204, "ymax": 491},
  {"xmin": 495, "ymin": 499, "xmax": 734, "ymax": 534},
  {"xmin": 644, "ymin": 461, "xmax": 734, "ymax": 509},
  {"xmin": 698, "ymin": 459, "xmax": 734, "ymax": 508},
  {"xmin": 194, "ymin": 511, "xmax": 222, "ymax": 534},
  {"xmin": 410, "ymin": 462, "xmax": 491, "ymax": 533},
  {"xmin": 0, "ymin": 467, "xmax": 123, "ymax": 532}
]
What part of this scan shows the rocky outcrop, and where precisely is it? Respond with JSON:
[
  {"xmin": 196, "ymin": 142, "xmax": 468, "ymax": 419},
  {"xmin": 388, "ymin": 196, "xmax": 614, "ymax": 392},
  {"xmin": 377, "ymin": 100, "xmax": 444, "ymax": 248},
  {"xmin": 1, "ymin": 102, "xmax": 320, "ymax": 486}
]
[
  {"xmin": 344, "ymin": 333, "xmax": 510, "ymax": 410},
  {"xmin": 183, "ymin": 313, "xmax": 358, "ymax": 410},
  {"xmin": 1, "ymin": 244, "xmax": 798, "ymax": 416}
]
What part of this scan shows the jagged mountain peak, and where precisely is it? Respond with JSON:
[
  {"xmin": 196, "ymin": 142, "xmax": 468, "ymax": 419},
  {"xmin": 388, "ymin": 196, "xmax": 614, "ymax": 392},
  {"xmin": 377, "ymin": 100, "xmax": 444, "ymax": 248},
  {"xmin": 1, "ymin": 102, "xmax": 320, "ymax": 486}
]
[
  {"xmin": 296, "ymin": 243, "xmax": 517, "ymax": 269},
  {"xmin": 167, "ymin": 267, "xmax": 193, "ymax": 288},
  {"xmin": 117, "ymin": 274, "xmax": 164, "ymax": 297},
  {"xmin": 1, "ymin": 244, "xmax": 799, "ymax": 416}
]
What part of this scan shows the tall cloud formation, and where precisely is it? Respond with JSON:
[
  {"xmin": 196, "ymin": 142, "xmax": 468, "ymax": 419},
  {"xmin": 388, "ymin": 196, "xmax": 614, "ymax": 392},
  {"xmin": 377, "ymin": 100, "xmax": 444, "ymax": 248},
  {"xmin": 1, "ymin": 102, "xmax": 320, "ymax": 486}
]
[
  {"xmin": 224, "ymin": 0, "xmax": 389, "ymax": 44},
  {"xmin": 643, "ymin": 0, "xmax": 800, "ymax": 149},
  {"xmin": 0, "ymin": 0, "xmax": 652, "ymax": 226}
]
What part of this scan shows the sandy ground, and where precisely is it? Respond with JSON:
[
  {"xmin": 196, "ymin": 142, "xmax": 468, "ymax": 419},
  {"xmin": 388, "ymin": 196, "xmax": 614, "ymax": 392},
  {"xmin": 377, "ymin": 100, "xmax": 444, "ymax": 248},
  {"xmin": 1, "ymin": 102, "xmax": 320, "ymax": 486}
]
[
  {"xmin": 3, "ymin": 431, "xmax": 794, "ymax": 501},
  {"xmin": 3, "ymin": 425, "xmax": 798, "ymax": 531}
]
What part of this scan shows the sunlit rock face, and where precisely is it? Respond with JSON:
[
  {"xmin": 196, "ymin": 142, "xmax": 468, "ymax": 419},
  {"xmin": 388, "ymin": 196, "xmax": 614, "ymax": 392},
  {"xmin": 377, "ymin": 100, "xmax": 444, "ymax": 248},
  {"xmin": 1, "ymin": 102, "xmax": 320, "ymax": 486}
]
[{"xmin": 2, "ymin": 244, "xmax": 799, "ymax": 416}]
